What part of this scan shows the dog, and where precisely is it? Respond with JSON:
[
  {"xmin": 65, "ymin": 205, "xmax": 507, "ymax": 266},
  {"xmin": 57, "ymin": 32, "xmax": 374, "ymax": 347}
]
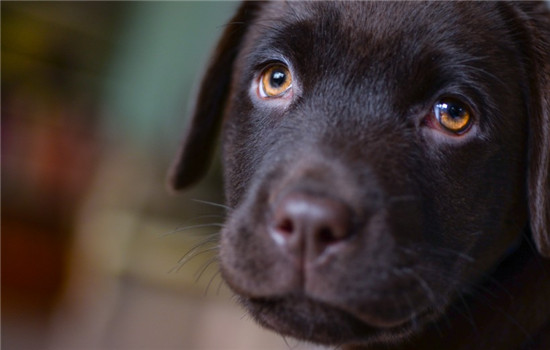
[{"xmin": 169, "ymin": 2, "xmax": 550, "ymax": 349}]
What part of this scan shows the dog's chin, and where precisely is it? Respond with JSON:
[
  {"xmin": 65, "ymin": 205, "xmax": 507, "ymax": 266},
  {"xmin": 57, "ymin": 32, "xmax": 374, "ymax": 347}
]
[{"xmin": 239, "ymin": 294, "xmax": 436, "ymax": 346}]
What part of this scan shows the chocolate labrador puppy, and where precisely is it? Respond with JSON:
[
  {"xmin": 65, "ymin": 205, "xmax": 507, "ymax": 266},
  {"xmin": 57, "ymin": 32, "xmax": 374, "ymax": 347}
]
[{"xmin": 169, "ymin": 2, "xmax": 550, "ymax": 349}]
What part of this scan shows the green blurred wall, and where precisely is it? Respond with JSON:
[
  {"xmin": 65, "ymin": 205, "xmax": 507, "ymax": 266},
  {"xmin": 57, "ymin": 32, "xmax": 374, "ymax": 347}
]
[{"xmin": 102, "ymin": 1, "xmax": 238, "ymax": 155}]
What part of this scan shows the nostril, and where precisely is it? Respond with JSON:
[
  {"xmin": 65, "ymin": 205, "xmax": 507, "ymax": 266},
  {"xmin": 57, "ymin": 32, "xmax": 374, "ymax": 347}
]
[
  {"xmin": 276, "ymin": 218, "xmax": 295, "ymax": 236},
  {"xmin": 317, "ymin": 226, "xmax": 338, "ymax": 244}
]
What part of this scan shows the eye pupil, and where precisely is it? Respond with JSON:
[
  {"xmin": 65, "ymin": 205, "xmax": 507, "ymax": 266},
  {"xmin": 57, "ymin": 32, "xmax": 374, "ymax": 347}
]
[
  {"xmin": 270, "ymin": 70, "xmax": 287, "ymax": 88},
  {"xmin": 447, "ymin": 104, "xmax": 466, "ymax": 119}
]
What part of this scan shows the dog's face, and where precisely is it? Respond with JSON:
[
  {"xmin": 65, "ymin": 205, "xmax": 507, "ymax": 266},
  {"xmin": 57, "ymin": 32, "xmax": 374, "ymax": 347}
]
[{"xmin": 170, "ymin": 1, "xmax": 550, "ymax": 347}]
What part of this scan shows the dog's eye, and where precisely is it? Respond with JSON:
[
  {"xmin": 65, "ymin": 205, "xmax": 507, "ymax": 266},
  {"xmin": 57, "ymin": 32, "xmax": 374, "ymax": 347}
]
[
  {"xmin": 259, "ymin": 65, "xmax": 292, "ymax": 98},
  {"xmin": 433, "ymin": 98, "xmax": 472, "ymax": 134}
]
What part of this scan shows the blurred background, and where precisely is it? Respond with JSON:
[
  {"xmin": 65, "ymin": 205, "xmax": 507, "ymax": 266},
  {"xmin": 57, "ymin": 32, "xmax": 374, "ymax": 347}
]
[{"xmin": 1, "ymin": 2, "xmax": 319, "ymax": 349}]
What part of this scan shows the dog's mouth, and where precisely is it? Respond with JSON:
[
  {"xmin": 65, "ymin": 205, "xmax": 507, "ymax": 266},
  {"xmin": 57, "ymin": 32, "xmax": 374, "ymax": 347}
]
[
  {"xmin": 241, "ymin": 293, "xmax": 437, "ymax": 346},
  {"xmin": 221, "ymin": 258, "xmax": 444, "ymax": 345},
  {"xmin": 219, "ymin": 186, "xmax": 449, "ymax": 345}
]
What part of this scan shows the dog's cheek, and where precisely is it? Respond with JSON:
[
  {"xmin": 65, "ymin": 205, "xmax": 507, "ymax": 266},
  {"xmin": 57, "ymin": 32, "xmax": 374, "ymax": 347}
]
[{"xmin": 421, "ymin": 138, "xmax": 527, "ymax": 276}]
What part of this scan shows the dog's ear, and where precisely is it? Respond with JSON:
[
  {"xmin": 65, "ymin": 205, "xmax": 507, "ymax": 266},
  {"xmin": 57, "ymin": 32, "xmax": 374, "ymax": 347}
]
[
  {"xmin": 517, "ymin": 2, "xmax": 550, "ymax": 257},
  {"xmin": 168, "ymin": 2, "xmax": 259, "ymax": 191}
]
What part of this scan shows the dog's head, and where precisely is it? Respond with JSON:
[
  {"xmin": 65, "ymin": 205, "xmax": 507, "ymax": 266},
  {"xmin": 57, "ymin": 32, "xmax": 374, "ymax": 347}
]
[{"xmin": 170, "ymin": 2, "xmax": 550, "ymax": 346}]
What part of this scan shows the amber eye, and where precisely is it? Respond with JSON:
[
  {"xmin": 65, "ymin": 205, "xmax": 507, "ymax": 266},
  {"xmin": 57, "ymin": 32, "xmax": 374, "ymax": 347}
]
[
  {"xmin": 433, "ymin": 98, "xmax": 473, "ymax": 134},
  {"xmin": 259, "ymin": 64, "xmax": 292, "ymax": 98}
]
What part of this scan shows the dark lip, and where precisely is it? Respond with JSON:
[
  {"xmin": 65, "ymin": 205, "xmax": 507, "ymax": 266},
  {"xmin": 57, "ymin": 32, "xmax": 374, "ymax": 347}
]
[
  {"xmin": 245, "ymin": 295, "xmax": 378, "ymax": 345},
  {"xmin": 244, "ymin": 293, "xmax": 438, "ymax": 345}
]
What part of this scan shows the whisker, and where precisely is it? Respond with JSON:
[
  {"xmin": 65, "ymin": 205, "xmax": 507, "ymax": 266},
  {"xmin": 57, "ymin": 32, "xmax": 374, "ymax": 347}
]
[
  {"xmin": 179, "ymin": 243, "xmax": 218, "ymax": 263},
  {"xmin": 195, "ymin": 256, "xmax": 219, "ymax": 283},
  {"xmin": 216, "ymin": 275, "xmax": 226, "ymax": 296},
  {"xmin": 403, "ymin": 293, "xmax": 419, "ymax": 331},
  {"xmin": 468, "ymin": 279, "xmax": 504, "ymax": 299},
  {"xmin": 394, "ymin": 266, "xmax": 452, "ymax": 335},
  {"xmin": 408, "ymin": 266, "xmax": 470, "ymax": 299},
  {"xmin": 434, "ymin": 247, "xmax": 475, "ymax": 263},
  {"xmin": 409, "ymin": 263, "xmax": 513, "ymax": 309},
  {"xmin": 192, "ymin": 198, "xmax": 231, "ymax": 211},
  {"xmin": 185, "ymin": 245, "xmax": 218, "ymax": 265},
  {"xmin": 399, "ymin": 267, "xmax": 440, "ymax": 309},
  {"xmin": 482, "ymin": 274, "xmax": 514, "ymax": 300},
  {"xmin": 472, "ymin": 290, "xmax": 533, "ymax": 341},
  {"xmin": 453, "ymin": 291, "xmax": 478, "ymax": 330},
  {"xmin": 179, "ymin": 235, "xmax": 218, "ymax": 259},
  {"xmin": 190, "ymin": 214, "xmax": 226, "ymax": 221},
  {"xmin": 170, "ymin": 248, "xmax": 218, "ymax": 274},
  {"xmin": 162, "ymin": 223, "xmax": 224, "ymax": 237},
  {"xmin": 169, "ymin": 236, "xmax": 219, "ymax": 273},
  {"xmin": 205, "ymin": 270, "xmax": 222, "ymax": 296},
  {"xmin": 281, "ymin": 335, "xmax": 292, "ymax": 350}
]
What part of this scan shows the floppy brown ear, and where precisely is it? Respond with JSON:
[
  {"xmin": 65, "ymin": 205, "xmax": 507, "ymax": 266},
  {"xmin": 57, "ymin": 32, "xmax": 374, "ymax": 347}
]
[
  {"xmin": 517, "ymin": 2, "xmax": 550, "ymax": 257},
  {"xmin": 168, "ymin": 2, "xmax": 260, "ymax": 191}
]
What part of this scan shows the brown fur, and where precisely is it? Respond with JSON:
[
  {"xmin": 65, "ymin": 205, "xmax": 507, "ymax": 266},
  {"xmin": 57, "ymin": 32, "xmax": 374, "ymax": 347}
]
[{"xmin": 170, "ymin": 2, "xmax": 550, "ymax": 349}]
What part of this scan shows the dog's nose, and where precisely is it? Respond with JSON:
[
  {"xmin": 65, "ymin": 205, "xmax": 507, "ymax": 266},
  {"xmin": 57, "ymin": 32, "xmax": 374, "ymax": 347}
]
[{"xmin": 270, "ymin": 192, "xmax": 352, "ymax": 260}]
